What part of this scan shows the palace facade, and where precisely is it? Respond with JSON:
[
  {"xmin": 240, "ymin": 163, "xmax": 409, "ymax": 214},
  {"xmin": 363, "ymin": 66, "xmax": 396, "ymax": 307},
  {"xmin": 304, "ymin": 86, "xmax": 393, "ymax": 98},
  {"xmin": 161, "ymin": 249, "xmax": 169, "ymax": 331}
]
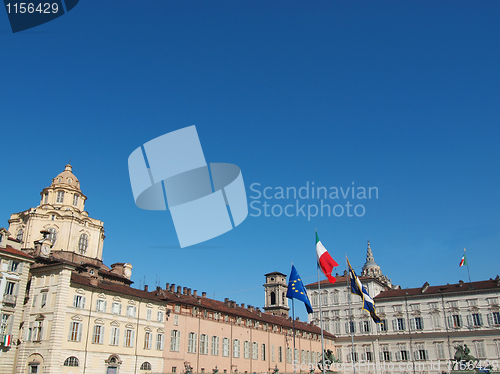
[
  {"xmin": 306, "ymin": 242, "xmax": 500, "ymax": 374},
  {"xmin": 0, "ymin": 165, "xmax": 332, "ymax": 374}
]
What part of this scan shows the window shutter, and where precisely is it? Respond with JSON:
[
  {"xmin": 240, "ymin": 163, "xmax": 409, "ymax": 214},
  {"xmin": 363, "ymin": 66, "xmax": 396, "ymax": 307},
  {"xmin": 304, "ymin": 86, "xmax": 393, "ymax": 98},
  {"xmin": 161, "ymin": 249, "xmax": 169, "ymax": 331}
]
[
  {"xmin": 392, "ymin": 319, "xmax": 396, "ymax": 331},
  {"xmin": 458, "ymin": 315, "xmax": 463, "ymax": 327},
  {"xmin": 82, "ymin": 297, "xmax": 86, "ymax": 309},
  {"xmin": 131, "ymin": 330, "xmax": 135, "ymax": 347},
  {"xmin": 425, "ymin": 350, "xmax": 429, "ymax": 360},
  {"xmin": 104, "ymin": 301, "xmax": 107, "ymax": 312},
  {"xmin": 14, "ymin": 282, "xmax": 20, "ymax": 296},
  {"xmin": 487, "ymin": 313, "xmax": 493, "ymax": 326},
  {"xmin": 18, "ymin": 263, "xmax": 23, "ymax": 273},
  {"xmin": 361, "ymin": 353, "xmax": 366, "ymax": 361},
  {"xmin": 7, "ymin": 260, "xmax": 13, "ymax": 270},
  {"xmin": 359, "ymin": 321, "xmax": 363, "ymax": 332},
  {"xmin": 410, "ymin": 318, "xmax": 415, "ymax": 330},
  {"xmin": 402, "ymin": 318, "xmax": 406, "ymax": 330},
  {"xmin": 414, "ymin": 350, "xmax": 419, "ymax": 360},
  {"xmin": 395, "ymin": 351, "xmax": 401, "ymax": 361},
  {"xmin": 77, "ymin": 323, "xmax": 82, "ymax": 342},
  {"xmin": 68, "ymin": 323, "xmax": 73, "ymax": 341},
  {"xmin": 420, "ymin": 318, "xmax": 424, "ymax": 329},
  {"xmin": 119, "ymin": 304, "xmax": 122, "ymax": 314},
  {"xmin": 466, "ymin": 314, "xmax": 471, "ymax": 327},
  {"xmin": 73, "ymin": 295, "xmax": 77, "ymax": 308},
  {"xmin": 447, "ymin": 316, "xmax": 452, "ymax": 328},
  {"xmin": 345, "ymin": 322, "xmax": 349, "ymax": 334},
  {"xmin": 478, "ymin": 314, "xmax": 483, "ymax": 326}
]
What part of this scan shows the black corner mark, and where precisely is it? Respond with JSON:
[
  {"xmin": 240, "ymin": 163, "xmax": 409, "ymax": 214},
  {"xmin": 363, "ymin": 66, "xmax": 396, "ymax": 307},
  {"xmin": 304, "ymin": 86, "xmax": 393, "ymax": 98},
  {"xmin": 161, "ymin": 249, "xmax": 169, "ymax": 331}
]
[{"xmin": 3, "ymin": 0, "xmax": 79, "ymax": 33}]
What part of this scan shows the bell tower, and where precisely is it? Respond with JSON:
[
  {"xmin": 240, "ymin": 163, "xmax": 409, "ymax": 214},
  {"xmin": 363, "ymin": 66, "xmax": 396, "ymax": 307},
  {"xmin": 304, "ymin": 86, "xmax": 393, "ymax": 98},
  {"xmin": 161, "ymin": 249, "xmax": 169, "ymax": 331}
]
[{"xmin": 263, "ymin": 271, "xmax": 289, "ymax": 317}]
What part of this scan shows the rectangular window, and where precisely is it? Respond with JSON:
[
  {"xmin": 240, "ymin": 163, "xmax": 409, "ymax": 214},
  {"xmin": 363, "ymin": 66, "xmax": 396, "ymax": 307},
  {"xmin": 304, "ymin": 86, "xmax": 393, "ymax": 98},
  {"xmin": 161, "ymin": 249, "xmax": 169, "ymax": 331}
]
[
  {"xmin": 32, "ymin": 295, "xmax": 38, "ymax": 307},
  {"xmin": 415, "ymin": 344, "xmax": 427, "ymax": 360},
  {"xmin": 146, "ymin": 308, "xmax": 152, "ymax": 321},
  {"xmin": 253, "ymin": 342, "xmax": 259, "ymax": 360},
  {"xmin": 200, "ymin": 334, "xmax": 209, "ymax": 355},
  {"xmin": 271, "ymin": 345, "xmax": 275, "ymax": 362},
  {"xmin": 452, "ymin": 314, "xmax": 462, "ymax": 328},
  {"xmin": 56, "ymin": 191, "xmax": 64, "ymax": 203},
  {"xmin": 111, "ymin": 302, "xmax": 122, "ymax": 315},
  {"xmin": 362, "ymin": 320, "xmax": 370, "ymax": 332},
  {"xmin": 174, "ymin": 315, "xmax": 179, "ymax": 325},
  {"xmin": 244, "ymin": 341, "xmax": 250, "ymax": 359},
  {"xmin": 429, "ymin": 302, "xmax": 438, "ymax": 310},
  {"xmin": 68, "ymin": 322, "xmax": 82, "ymax": 342},
  {"xmin": 8, "ymin": 260, "xmax": 20, "ymax": 272},
  {"xmin": 492, "ymin": 312, "xmax": 500, "ymax": 325},
  {"xmin": 211, "ymin": 336, "xmax": 219, "ymax": 356},
  {"xmin": 73, "ymin": 194, "xmax": 79, "ymax": 206},
  {"xmin": 279, "ymin": 346, "xmax": 283, "ymax": 362},
  {"xmin": 110, "ymin": 327, "xmax": 120, "ymax": 346},
  {"xmin": 72, "ymin": 295, "xmax": 85, "ymax": 308},
  {"xmin": 262, "ymin": 343, "xmax": 266, "ymax": 360},
  {"xmin": 144, "ymin": 332, "xmax": 152, "ymax": 349},
  {"xmin": 92, "ymin": 325, "xmax": 104, "ymax": 344},
  {"xmin": 5, "ymin": 281, "xmax": 16, "ymax": 295},
  {"xmin": 432, "ymin": 314, "xmax": 441, "ymax": 328},
  {"xmin": 415, "ymin": 317, "xmax": 423, "ymax": 330},
  {"xmin": 436, "ymin": 342, "xmax": 445, "ymax": 359},
  {"xmin": 188, "ymin": 332, "xmax": 197, "ymax": 353},
  {"xmin": 96, "ymin": 299, "xmax": 106, "ymax": 313},
  {"xmin": 156, "ymin": 333, "xmax": 164, "ymax": 350},
  {"xmin": 157, "ymin": 311, "xmax": 164, "ymax": 323},
  {"xmin": 222, "ymin": 338, "xmax": 230, "ymax": 357},
  {"xmin": 475, "ymin": 341, "xmax": 486, "ymax": 358},
  {"xmin": 124, "ymin": 329, "xmax": 135, "ymax": 347},
  {"xmin": 472, "ymin": 313, "xmax": 483, "ymax": 327},
  {"xmin": 379, "ymin": 319, "xmax": 388, "ymax": 331},
  {"xmin": 381, "ymin": 346, "xmax": 391, "ymax": 361},
  {"xmin": 233, "ymin": 339, "xmax": 240, "ymax": 358},
  {"xmin": 286, "ymin": 347, "xmax": 292, "ymax": 363},
  {"xmin": 32, "ymin": 321, "xmax": 43, "ymax": 341},
  {"xmin": 40, "ymin": 293, "xmax": 47, "ymax": 308},
  {"xmin": 170, "ymin": 330, "xmax": 180, "ymax": 352},
  {"xmin": 397, "ymin": 318, "xmax": 405, "ymax": 331},
  {"xmin": 127, "ymin": 305, "xmax": 136, "ymax": 318}
]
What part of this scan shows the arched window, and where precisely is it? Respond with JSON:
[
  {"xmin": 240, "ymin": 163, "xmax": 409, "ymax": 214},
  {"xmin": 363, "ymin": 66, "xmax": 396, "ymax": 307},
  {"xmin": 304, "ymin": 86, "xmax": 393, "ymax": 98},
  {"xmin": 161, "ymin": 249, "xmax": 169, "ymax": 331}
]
[
  {"xmin": 48, "ymin": 228, "xmax": 57, "ymax": 245},
  {"xmin": 73, "ymin": 194, "xmax": 79, "ymax": 206},
  {"xmin": 270, "ymin": 292, "xmax": 276, "ymax": 305},
  {"xmin": 78, "ymin": 234, "xmax": 88, "ymax": 254},
  {"xmin": 64, "ymin": 356, "xmax": 79, "ymax": 366},
  {"xmin": 16, "ymin": 228, "xmax": 24, "ymax": 242},
  {"xmin": 140, "ymin": 362, "xmax": 152, "ymax": 370}
]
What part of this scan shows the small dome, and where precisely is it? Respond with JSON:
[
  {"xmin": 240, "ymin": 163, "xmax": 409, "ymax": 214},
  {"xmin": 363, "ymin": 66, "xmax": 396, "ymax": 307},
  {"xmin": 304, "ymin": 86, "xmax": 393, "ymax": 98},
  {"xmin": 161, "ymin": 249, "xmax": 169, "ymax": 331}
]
[{"xmin": 52, "ymin": 164, "xmax": 81, "ymax": 190}]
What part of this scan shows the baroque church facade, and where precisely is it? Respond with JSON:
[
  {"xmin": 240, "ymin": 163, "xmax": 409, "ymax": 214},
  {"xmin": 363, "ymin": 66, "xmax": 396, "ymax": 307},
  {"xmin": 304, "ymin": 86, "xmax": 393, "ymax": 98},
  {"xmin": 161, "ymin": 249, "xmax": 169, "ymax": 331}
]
[
  {"xmin": 0, "ymin": 165, "xmax": 332, "ymax": 374},
  {"xmin": 306, "ymin": 243, "xmax": 500, "ymax": 374}
]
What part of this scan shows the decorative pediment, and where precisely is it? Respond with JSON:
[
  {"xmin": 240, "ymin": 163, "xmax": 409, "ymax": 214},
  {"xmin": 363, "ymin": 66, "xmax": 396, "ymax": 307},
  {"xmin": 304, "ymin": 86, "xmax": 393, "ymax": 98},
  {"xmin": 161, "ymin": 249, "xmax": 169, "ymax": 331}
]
[
  {"xmin": 159, "ymin": 305, "xmax": 165, "ymax": 311},
  {"xmin": 35, "ymin": 314, "xmax": 45, "ymax": 321},
  {"xmin": 98, "ymin": 293, "xmax": 106, "ymax": 299},
  {"xmin": 146, "ymin": 303, "xmax": 153, "ymax": 308},
  {"xmin": 113, "ymin": 296, "xmax": 121, "ymax": 302},
  {"xmin": 94, "ymin": 319, "xmax": 105, "ymax": 325},
  {"xmin": 157, "ymin": 328, "xmax": 164, "ymax": 333},
  {"xmin": 125, "ymin": 323, "xmax": 134, "ymax": 329},
  {"xmin": 110, "ymin": 321, "xmax": 120, "ymax": 327},
  {"xmin": 144, "ymin": 327, "xmax": 152, "ymax": 332},
  {"xmin": 71, "ymin": 315, "xmax": 83, "ymax": 321},
  {"xmin": 75, "ymin": 288, "xmax": 85, "ymax": 295},
  {"xmin": 128, "ymin": 300, "xmax": 136, "ymax": 305}
]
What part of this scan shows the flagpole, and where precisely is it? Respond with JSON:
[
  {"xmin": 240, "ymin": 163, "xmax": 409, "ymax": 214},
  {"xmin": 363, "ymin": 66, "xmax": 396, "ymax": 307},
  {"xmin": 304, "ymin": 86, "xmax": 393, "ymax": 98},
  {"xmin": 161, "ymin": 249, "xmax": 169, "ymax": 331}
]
[
  {"xmin": 464, "ymin": 248, "xmax": 472, "ymax": 284},
  {"xmin": 346, "ymin": 255, "xmax": 356, "ymax": 374},
  {"xmin": 317, "ymin": 264, "xmax": 326, "ymax": 374},
  {"xmin": 292, "ymin": 298, "xmax": 296, "ymax": 373}
]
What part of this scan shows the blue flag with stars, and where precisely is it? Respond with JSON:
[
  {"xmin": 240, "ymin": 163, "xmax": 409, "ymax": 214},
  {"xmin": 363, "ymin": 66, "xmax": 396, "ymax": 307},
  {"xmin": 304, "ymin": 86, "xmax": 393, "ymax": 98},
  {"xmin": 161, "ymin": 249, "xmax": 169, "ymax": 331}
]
[{"xmin": 286, "ymin": 265, "xmax": 313, "ymax": 314}]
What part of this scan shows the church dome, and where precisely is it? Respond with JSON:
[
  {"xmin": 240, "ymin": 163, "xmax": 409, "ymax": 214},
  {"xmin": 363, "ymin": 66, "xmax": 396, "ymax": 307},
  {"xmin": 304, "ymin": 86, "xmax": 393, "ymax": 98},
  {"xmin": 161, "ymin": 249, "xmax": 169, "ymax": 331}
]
[{"xmin": 51, "ymin": 164, "xmax": 81, "ymax": 190}]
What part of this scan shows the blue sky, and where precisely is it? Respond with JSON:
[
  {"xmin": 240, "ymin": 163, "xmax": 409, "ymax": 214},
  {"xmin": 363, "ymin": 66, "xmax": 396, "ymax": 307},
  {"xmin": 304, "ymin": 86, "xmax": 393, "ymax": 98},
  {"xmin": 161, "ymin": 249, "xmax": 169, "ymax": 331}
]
[{"xmin": 1, "ymin": 1, "xmax": 499, "ymax": 321}]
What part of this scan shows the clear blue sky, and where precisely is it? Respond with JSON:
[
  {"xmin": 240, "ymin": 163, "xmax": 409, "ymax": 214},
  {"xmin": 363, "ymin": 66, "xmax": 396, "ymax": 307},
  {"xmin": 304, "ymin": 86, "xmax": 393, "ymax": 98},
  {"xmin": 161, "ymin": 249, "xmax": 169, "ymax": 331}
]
[{"xmin": 1, "ymin": 1, "xmax": 499, "ymax": 321}]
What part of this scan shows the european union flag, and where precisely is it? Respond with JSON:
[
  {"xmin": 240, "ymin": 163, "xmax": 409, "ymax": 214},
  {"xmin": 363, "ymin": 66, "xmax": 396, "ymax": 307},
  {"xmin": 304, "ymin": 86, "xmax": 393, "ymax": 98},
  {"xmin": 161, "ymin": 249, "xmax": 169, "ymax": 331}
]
[
  {"xmin": 347, "ymin": 257, "xmax": 381, "ymax": 323},
  {"xmin": 286, "ymin": 265, "xmax": 313, "ymax": 314}
]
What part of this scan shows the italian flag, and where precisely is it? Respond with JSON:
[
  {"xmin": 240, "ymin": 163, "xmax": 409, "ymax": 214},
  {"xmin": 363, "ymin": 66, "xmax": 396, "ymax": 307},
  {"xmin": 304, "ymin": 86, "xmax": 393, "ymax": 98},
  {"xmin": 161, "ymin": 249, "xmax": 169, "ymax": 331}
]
[
  {"xmin": 459, "ymin": 250, "xmax": 467, "ymax": 267},
  {"xmin": 316, "ymin": 231, "xmax": 339, "ymax": 284},
  {"xmin": 3, "ymin": 334, "xmax": 11, "ymax": 347}
]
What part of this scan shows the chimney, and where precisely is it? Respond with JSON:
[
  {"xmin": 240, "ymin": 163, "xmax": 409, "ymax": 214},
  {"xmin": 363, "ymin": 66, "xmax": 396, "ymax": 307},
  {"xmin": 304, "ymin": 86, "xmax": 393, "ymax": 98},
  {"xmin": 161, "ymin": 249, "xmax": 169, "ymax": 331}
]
[
  {"xmin": 202, "ymin": 292, "xmax": 206, "ymax": 297},
  {"xmin": 170, "ymin": 284, "xmax": 175, "ymax": 292},
  {"xmin": 459, "ymin": 280, "xmax": 464, "ymax": 287},
  {"xmin": 183, "ymin": 287, "xmax": 188, "ymax": 295},
  {"xmin": 193, "ymin": 290, "xmax": 198, "ymax": 297},
  {"xmin": 248, "ymin": 305, "xmax": 254, "ymax": 312},
  {"xmin": 187, "ymin": 288, "xmax": 191, "ymax": 296},
  {"xmin": 165, "ymin": 283, "xmax": 169, "ymax": 290},
  {"xmin": 144, "ymin": 285, "xmax": 148, "ymax": 291},
  {"xmin": 224, "ymin": 298, "xmax": 229, "ymax": 305},
  {"xmin": 421, "ymin": 281, "xmax": 430, "ymax": 293},
  {"xmin": 177, "ymin": 286, "xmax": 181, "ymax": 293},
  {"xmin": 241, "ymin": 303, "xmax": 245, "ymax": 308}
]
